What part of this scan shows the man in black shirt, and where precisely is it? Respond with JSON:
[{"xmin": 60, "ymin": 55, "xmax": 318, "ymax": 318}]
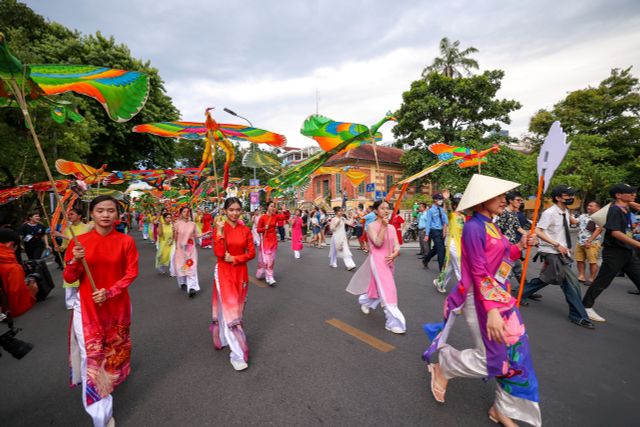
[
  {"xmin": 18, "ymin": 212, "xmax": 46, "ymax": 260},
  {"xmin": 583, "ymin": 183, "xmax": 640, "ymax": 322}
]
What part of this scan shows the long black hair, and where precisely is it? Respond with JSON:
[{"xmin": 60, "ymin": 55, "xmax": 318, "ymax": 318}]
[{"xmin": 372, "ymin": 200, "xmax": 387, "ymax": 211}]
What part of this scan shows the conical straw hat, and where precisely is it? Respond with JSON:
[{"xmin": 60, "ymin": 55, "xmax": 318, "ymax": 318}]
[
  {"xmin": 590, "ymin": 203, "xmax": 610, "ymax": 227},
  {"xmin": 456, "ymin": 174, "xmax": 520, "ymax": 212}
]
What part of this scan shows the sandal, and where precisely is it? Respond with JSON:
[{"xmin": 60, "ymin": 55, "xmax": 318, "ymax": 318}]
[
  {"xmin": 488, "ymin": 405, "xmax": 519, "ymax": 426},
  {"xmin": 427, "ymin": 364, "xmax": 446, "ymax": 403}
]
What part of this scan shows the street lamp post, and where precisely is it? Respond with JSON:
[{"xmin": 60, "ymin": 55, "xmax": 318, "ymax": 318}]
[{"xmin": 223, "ymin": 107, "xmax": 256, "ymax": 180}]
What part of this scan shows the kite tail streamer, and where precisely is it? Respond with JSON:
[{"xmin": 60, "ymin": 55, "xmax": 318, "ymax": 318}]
[{"xmin": 392, "ymin": 183, "xmax": 410, "ymax": 216}]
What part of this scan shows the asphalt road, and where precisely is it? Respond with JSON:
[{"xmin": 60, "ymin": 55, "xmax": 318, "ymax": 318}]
[{"xmin": 1, "ymin": 233, "xmax": 639, "ymax": 426}]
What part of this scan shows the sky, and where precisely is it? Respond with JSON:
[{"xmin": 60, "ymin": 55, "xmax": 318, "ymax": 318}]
[{"xmin": 24, "ymin": 0, "xmax": 640, "ymax": 148}]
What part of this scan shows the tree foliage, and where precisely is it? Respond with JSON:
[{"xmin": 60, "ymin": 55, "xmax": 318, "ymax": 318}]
[
  {"xmin": 394, "ymin": 51, "xmax": 523, "ymax": 191},
  {"xmin": 0, "ymin": 0, "xmax": 184, "ymax": 187},
  {"xmin": 422, "ymin": 37, "xmax": 479, "ymax": 78},
  {"xmin": 528, "ymin": 67, "xmax": 640, "ymax": 201}
]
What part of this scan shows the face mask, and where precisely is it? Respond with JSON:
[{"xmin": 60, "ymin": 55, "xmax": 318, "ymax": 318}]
[
  {"xmin": 564, "ymin": 198, "xmax": 575, "ymax": 205},
  {"xmin": 436, "ymin": 200, "xmax": 444, "ymax": 206}
]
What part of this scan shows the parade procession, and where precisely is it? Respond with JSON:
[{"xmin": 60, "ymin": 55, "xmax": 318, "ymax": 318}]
[{"xmin": 1, "ymin": 1, "xmax": 640, "ymax": 426}]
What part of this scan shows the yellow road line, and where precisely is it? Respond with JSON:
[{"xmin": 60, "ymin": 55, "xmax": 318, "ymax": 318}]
[
  {"xmin": 325, "ymin": 318, "xmax": 395, "ymax": 353},
  {"xmin": 249, "ymin": 276, "xmax": 268, "ymax": 288}
]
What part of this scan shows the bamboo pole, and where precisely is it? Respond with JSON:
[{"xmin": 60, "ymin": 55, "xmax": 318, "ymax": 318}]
[
  {"xmin": 8, "ymin": 78, "xmax": 98, "ymax": 292},
  {"xmin": 36, "ymin": 191, "xmax": 65, "ymax": 267},
  {"xmin": 516, "ymin": 175, "xmax": 544, "ymax": 305}
]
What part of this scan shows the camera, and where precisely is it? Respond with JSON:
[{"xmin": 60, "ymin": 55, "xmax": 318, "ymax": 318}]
[
  {"xmin": 0, "ymin": 282, "xmax": 34, "ymax": 360},
  {"xmin": 0, "ymin": 326, "xmax": 33, "ymax": 359}
]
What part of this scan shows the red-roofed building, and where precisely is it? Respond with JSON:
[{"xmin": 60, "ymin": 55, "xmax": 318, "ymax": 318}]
[{"xmin": 297, "ymin": 145, "xmax": 432, "ymax": 208}]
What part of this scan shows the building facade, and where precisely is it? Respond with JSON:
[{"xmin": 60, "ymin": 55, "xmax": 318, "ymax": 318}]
[{"xmin": 298, "ymin": 145, "xmax": 432, "ymax": 208}]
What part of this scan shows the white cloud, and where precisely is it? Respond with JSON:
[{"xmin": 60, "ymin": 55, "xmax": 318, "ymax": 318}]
[
  {"xmin": 165, "ymin": 47, "xmax": 430, "ymax": 147},
  {"xmin": 24, "ymin": 0, "xmax": 640, "ymax": 148}
]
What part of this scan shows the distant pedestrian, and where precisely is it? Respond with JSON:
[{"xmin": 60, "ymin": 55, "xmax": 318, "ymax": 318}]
[
  {"xmin": 329, "ymin": 207, "xmax": 356, "ymax": 270},
  {"xmin": 519, "ymin": 185, "xmax": 595, "ymax": 329},
  {"xmin": 422, "ymin": 194, "xmax": 448, "ymax": 270},
  {"xmin": 416, "ymin": 202, "xmax": 428, "ymax": 256},
  {"xmin": 583, "ymin": 184, "xmax": 640, "ymax": 322},
  {"xmin": 18, "ymin": 212, "xmax": 46, "ymax": 260},
  {"xmin": 575, "ymin": 201, "xmax": 603, "ymax": 285},
  {"xmin": 290, "ymin": 209, "xmax": 304, "ymax": 259},
  {"xmin": 495, "ymin": 191, "xmax": 529, "ymax": 292}
]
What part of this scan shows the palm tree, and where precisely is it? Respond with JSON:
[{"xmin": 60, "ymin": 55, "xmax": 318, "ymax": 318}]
[{"xmin": 422, "ymin": 37, "xmax": 479, "ymax": 78}]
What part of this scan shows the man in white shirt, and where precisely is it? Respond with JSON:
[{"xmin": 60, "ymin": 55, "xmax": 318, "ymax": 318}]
[{"xmin": 520, "ymin": 185, "xmax": 595, "ymax": 329}]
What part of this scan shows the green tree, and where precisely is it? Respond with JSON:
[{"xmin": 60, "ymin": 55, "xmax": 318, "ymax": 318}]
[
  {"xmin": 528, "ymin": 67, "xmax": 640, "ymax": 201},
  {"xmin": 422, "ymin": 37, "xmax": 479, "ymax": 78},
  {"xmin": 394, "ymin": 57, "xmax": 523, "ymax": 190},
  {"xmin": 0, "ymin": 0, "xmax": 187, "ymax": 187}
]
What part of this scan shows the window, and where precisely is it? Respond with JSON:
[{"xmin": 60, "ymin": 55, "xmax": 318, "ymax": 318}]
[
  {"xmin": 335, "ymin": 174, "xmax": 342, "ymax": 194},
  {"xmin": 323, "ymin": 179, "xmax": 330, "ymax": 197},
  {"xmin": 386, "ymin": 175, "xmax": 394, "ymax": 192},
  {"xmin": 316, "ymin": 179, "xmax": 321, "ymax": 194},
  {"xmin": 358, "ymin": 182, "xmax": 365, "ymax": 195}
]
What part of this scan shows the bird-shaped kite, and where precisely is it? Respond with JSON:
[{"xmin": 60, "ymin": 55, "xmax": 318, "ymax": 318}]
[
  {"xmin": 300, "ymin": 115, "xmax": 383, "ymax": 153},
  {"xmin": 55, "ymin": 159, "xmax": 110, "ymax": 185},
  {"xmin": 395, "ymin": 143, "xmax": 500, "ymax": 186},
  {"xmin": 267, "ymin": 113, "xmax": 395, "ymax": 195},
  {"xmin": 428, "ymin": 143, "xmax": 500, "ymax": 169},
  {"xmin": 0, "ymin": 33, "xmax": 149, "ymax": 122},
  {"xmin": 0, "ymin": 33, "xmax": 150, "ymax": 292},
  {"xmin": 133, "ymin": 109, "xmax": 286, "ymax": 189},
  {"xmin": 386, "ymin": 143, "xmax": 501, "ymax": 216}
]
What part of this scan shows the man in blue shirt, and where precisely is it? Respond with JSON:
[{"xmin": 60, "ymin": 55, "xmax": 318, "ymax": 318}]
[
  {"xmin": 363, "ymin": 205, "xmax": 376, "ymax": 230},
  {"xmin": 422, "ymin": 193, "xmax": 448, "ymax": 270}
]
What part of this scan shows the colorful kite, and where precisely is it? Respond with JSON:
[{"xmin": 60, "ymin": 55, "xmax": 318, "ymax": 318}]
[
  {"xmin": 55, "ymin": 159, "xmax": 111, "ymax": 185},
  {"xmin": 267, "ymin": 113, "xmax": 396, "ymax": 195},
  {"xmin": 313, "ymin": 166, "xmax": 369, "ymax": 188},
  {"xmin": 0, "ymin": 180, "xmax": 70, "ymax": 205},
  {"xmin": 133, "ymin": 109, "xmax": 286, "ymax": 190},
  {"xmin": 241, "ymin": 150, "xmax": 283, "ymax": 175},
  {"xmin": 386, "ymin": 143, "xmax": 501, "ymax": 215},
  {"xmin": 300, "ymin": 115, "xmax": 383, "ymax": 153},
  {"xmin": 0, "ymin": 33, "xmax": 150, "ymax": 292},
  {"xmin": 0, "ymin": 35, "xmax": 149, "ymax": 123}
]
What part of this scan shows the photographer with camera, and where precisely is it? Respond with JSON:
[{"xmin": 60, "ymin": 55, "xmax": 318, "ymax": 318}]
[{"xmin": 0, "ymin": 228, "xmax": 37, "ymax": 317}]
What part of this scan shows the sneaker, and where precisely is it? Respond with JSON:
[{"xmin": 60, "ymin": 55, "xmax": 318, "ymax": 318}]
[
  {"xmin": 347, "ymin": 265, "xmax": 356, "ymax": 271},
  {"xmin": 570, "ymin": 318, "xmax": 596, "ymax": 329},
  {"xmin": 188, "ymin": 289, "xmax": 197, "ymax": 298},
  {"xmin": 329, "ymin": 264, "xmax": 338, "ymax": 268},
  {"xmin": 230, "ymin": 359, "xmax": 248, "ymax": 371},
  {"xmin": 385, "ymin": 326, "xmax": 406, "ymax": 334},
  {"xmin": 585, "ymin": 308, "xmax": 606, "ymax": 322},
  {"xmin": 267, "ymin": 278, "xmax": 277, "ymax": 287},
  {"xmin": 180, "ymin": 284, "xmax": 187, "ymax": 291},
  {"xmin": 360, "ymin": 305, "xmax": 370, "ymax": 315},
  {"xmin": 433, "ymin": 279, "xmax": 446, "ymax": 294}
]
